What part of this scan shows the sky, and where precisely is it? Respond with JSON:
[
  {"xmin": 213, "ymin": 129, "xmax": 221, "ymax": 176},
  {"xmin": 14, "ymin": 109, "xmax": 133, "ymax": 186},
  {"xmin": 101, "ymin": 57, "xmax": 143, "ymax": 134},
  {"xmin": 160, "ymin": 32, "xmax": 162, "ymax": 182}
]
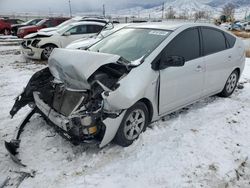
[{"xmin": 0, "ymin": 0, "xmax": 166, "ymax": 14}]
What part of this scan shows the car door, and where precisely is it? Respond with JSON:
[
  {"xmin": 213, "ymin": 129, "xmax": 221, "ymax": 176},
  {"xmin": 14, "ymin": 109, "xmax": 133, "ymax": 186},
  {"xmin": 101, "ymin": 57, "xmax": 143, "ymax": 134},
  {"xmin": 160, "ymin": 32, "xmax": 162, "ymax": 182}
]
[
  {"xmin": 201, "ymin": 27, "xmax": 231, "ymax": 96},
  {"xmin": 61, "ymin": 25, "xmax": 101, "ymax": 47},
  {"xmin": 159, "ymin": 27, "xmax": 205, "ymax": 115}
]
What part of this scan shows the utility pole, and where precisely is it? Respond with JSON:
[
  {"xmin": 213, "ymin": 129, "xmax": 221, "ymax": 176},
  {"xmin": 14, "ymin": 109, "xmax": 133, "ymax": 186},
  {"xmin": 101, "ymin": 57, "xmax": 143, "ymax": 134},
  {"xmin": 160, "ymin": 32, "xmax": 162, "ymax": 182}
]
[
  {"xmin": 162, "ymin": 2, "xmax": 165, "ymax": 19},
  {"xmin": 68, "ymin": 0, "xmax": 72, "ymax": 17},
  {"xmin": 103, "ymin": 4, "xmax": 105, "ymax": 17}
]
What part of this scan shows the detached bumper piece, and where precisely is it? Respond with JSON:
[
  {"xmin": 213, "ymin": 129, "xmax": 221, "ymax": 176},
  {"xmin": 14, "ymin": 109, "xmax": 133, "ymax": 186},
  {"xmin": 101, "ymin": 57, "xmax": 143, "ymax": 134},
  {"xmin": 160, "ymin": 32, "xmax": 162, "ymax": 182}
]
[{"xmin": 5, "ymin": 108, "xmax": 37, "ymax": 167}]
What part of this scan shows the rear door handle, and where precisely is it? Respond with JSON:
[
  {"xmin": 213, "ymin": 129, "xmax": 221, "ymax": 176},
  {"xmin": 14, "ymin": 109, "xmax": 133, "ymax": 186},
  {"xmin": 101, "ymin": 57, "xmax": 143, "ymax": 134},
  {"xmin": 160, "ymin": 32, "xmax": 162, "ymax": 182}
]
[{"xmin": 195, "ymin": 65, "xmax": 203, "ymax": 72}]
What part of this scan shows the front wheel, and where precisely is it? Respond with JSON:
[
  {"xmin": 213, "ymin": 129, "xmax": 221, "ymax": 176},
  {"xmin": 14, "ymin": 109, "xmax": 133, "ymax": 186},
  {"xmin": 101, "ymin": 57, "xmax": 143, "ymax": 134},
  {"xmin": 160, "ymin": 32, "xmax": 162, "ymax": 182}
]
[
  {"xmin": 114, "ymin": 102, "xmax": 149, "ymax": 147},
  {"xmin": 219, "ymin": 70, "xmax": 239, "ymax": 97},
  {"xmin": 41, "ymin": 44, "xmax": 57, "ymax": 60}
]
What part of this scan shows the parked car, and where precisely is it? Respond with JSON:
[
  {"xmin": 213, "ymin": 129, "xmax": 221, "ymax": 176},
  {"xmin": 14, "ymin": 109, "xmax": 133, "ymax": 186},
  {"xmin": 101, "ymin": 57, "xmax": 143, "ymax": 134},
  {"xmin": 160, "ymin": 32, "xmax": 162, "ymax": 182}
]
[
  {"xmin": 0, "ymin": 18, "xmax": 24, "ymax": 35},
  {"xmin": 39, "ymin": 16, "xmax": 109, "ymax": 33},
  {"xmin": 21, "ymin": 21, "xmax": 105, "ymax": 60},
  {"xmin": 11, "ymin": 18, "xmax": 42, "ymax": 36},
  {"xmin": 66, "ymin": 23, "xmax": 131, "ymax": 49},
  {"xmin": 245, "ymin": 22, "xmax": 250, "ymax": 31},
  {"xmin": 0, "ymin": 19, "xmax": 11, "ymax": 35},
  {"xmin": 17, "ymin": 17, "xmax": 69, "ymax": 38},
  {"xmin": 6, "ymin": 23, "xmax": 245, "ymax": 164}
]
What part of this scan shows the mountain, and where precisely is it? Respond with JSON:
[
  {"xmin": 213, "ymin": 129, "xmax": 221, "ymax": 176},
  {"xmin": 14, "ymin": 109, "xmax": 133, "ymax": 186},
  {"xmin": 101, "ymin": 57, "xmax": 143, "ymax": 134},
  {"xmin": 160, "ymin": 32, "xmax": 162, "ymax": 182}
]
[{"xmin": 209, "ymin": 0, "xmax": 250, "ymax": 7}]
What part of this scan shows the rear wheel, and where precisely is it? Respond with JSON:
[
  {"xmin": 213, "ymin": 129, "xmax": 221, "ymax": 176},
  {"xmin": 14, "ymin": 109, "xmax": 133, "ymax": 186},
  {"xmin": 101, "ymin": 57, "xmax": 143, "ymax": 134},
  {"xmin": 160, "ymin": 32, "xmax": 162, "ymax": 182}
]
[
  {"xmin": 219, "ymin": 70, "xmax": 239, "ymax": 97},
  {"xmin": 114, "ymin": 102, "xmax": 149, "ymax": 147},
  {"xmin": 41, "ymin": 44, "xmax": 57, "ymax": 60}
]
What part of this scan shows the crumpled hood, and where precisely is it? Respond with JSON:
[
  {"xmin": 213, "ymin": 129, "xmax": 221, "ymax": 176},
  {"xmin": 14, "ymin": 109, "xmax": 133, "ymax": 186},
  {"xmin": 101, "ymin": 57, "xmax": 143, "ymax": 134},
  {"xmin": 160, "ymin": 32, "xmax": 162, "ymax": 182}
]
[
  {"xmin": 24, "ymin": 30, "xmax": 57, "ymax": 39},
  {"xmin": 48, "ymin": 48, "xmax": 121, "ymax": 90}
]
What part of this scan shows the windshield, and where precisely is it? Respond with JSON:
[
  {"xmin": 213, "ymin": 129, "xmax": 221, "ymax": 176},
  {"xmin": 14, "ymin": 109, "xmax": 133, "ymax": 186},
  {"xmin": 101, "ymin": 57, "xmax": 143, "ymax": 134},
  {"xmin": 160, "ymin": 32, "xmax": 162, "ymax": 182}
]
[
  {"xmin": 89, "ymin": 28, "xmax": 170, "ymax": 61},
  {"xmin": 36, "ymin": 19, "xmax": 47, "ymax": 26},
  {"xmin": 56, "ymin": 19, "xmax": 77, "ymax": 29},
  {"xmin": 57, "ymin": 24, "xmax": 73, "ymax": 34}
]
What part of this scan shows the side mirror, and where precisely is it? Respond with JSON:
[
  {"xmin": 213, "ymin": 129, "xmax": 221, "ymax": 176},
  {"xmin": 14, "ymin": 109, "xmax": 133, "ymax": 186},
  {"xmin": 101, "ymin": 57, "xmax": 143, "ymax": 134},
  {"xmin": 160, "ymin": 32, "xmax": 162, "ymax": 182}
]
[
  {"xmin": 158, "ymin": 56, "xmax": 185, "ymax": 70},
  {"xmin": 63, "ymin": 32, "xmax": 71, "ymax": 36}
]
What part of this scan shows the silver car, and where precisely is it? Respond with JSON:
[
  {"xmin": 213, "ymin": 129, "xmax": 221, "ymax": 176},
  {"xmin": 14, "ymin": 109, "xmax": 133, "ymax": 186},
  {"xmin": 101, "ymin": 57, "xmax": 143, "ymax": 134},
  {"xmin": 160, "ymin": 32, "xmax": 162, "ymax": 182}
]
[{"xmin": 6, "ymin": 23, "xmax": 245, "ymax": 164}]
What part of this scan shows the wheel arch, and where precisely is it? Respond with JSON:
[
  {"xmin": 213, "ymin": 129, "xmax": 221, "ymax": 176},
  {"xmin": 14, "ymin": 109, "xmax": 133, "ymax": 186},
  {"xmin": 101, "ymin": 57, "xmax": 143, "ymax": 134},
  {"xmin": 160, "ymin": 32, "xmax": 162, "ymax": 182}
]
[
  {"xmin": 138, "ymin": 98, "xmax": 154, "ymax": 123},
  {"xmin": 40, "ymin": 43, "xmax": 58, "ymax": 49},
  {"xmin": 234, "ymin": 67, "xmax": 240, "ymax": 77}
]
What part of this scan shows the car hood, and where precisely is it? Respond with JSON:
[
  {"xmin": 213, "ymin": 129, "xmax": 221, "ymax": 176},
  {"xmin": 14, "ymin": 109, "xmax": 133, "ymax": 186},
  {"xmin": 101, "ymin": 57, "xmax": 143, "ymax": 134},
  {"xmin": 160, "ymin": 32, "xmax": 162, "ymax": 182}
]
[
  {"xmin": 39, "ymin": 27, "xmax": 57, "ymax": 32},
  {"xmin": 19, "ymin": 25, "xmax": 38, "ymax": 30},
  {"xmin": 66, "ymin": 38, "xmax": 99, "ymax": 49},
  {"xmin": 48, "ymin": 48, "xmax": 121, "ymax": 90},
  {"xmin": 24, "ymin": 30, "xmax": 57, "ymax": 39},
  {"xmin": 11, "ymin": 23, "xmax": 26, "ymax": 28}
]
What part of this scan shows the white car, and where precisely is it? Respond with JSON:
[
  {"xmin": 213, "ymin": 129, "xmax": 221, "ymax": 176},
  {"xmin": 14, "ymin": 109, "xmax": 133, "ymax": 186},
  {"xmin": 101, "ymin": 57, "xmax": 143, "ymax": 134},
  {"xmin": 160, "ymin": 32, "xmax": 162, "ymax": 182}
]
[
  {"xmin": 21, "ymin": 21, "xmax": 105, "ymax": 60},
  {"xmin": 66, "ymin": 23, "xmax": 131, "ymax": 49},
  {"xmin": 245, "ymin": 22, "xmax": 250, "ymax": 31}
]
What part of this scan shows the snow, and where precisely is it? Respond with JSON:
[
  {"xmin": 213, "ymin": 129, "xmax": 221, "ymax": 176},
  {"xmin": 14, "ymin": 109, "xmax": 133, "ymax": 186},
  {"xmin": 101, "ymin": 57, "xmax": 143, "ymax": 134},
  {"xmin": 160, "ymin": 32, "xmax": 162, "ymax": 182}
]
[{"xmin": 1, "ymin": 43, "xmax": 250, "ymax": 188}]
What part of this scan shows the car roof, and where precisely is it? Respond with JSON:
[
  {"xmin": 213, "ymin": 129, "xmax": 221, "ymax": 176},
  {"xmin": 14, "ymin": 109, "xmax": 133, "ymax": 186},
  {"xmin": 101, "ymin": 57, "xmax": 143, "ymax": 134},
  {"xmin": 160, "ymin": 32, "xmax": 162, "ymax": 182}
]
[
  {"xmin": 126, "ymin": 22, "xmax": 221, "ymax": 31},
  {"xmin": 70, "ymin": 21, "xmax": 106, "ymax": 26}
]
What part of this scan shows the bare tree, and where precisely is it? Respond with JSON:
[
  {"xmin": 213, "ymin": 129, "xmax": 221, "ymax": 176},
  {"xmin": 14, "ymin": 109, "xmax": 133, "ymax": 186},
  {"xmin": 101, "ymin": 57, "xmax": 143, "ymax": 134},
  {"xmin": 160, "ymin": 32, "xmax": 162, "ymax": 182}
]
[
  {"xmin": 222, "ymin": 3, "xmax": 235, "ymax": 19},
  {"xmin": 165, "ymin": 6, "xmax": 176, "ymax": 19},
  {"xmin": 179, "ymin": 9, "xmax": 189, "ymax": 20},
  {"xmin": 194, "ymin": 11, "xmax": 207, "ymax": 20}
]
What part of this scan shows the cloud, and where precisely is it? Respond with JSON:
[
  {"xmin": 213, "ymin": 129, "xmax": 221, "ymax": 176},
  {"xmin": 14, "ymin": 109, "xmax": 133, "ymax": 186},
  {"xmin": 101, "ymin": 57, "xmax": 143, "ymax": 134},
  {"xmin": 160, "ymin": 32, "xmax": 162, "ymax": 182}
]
[{"xmin": 0, "ymin": 0, "xmax": 165, "ymax": 14}]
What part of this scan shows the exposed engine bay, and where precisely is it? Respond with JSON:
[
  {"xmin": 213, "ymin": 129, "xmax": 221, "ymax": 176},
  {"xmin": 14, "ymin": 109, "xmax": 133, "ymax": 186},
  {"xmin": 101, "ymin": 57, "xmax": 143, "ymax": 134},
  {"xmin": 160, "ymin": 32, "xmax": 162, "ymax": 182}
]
[
  {"xmin": 6, "ymin": 49, "xmax": 133, "ymax": 166},
  {"xmin": 11, "ymin": 61, "xmax": 130, "ymax": 141}
]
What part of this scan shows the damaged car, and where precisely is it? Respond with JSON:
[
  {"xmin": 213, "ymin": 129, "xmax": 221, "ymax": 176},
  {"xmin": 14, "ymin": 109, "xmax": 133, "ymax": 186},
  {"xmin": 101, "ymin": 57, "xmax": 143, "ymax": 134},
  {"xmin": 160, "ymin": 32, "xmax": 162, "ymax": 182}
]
[
  {"xmin": 5, "ymin": 23, "xmax": 245, "ymax": 165},
  {"xmin": 21, "ymin": 21, "xmax": 105, "ymax": 60}
]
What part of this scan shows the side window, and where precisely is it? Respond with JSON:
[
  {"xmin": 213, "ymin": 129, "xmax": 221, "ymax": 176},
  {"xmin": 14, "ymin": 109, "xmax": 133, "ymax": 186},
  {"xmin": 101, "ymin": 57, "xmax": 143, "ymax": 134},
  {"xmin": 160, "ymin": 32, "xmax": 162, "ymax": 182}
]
[
  {"xmin": 224, "ymin": 32, "xmax": 236, "ymax": 48},
  {"xmin": 87, "ymin": 25, "xmax": 103, "ymax": 33},
  {"xmin": 43, "ymin": 20, "xmax": 53, "ymax": 27},
  {"xmin": 164, "ymin": 28, "xmax": 200, "ymax": 62},
  {"xmin": 67, "ymin": 25, "xmax": 87, "ymax": 35},
  {"xmin": 201, "ymin": 28, "xmax": 227, "ymax": 55}
]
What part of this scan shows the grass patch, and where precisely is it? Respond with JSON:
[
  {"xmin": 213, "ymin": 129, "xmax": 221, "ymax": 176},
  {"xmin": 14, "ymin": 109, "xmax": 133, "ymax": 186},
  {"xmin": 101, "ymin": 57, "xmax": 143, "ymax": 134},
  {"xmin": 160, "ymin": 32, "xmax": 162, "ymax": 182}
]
[
  {"xmin": 232, "ymin": 31, "xmax": 250, "ymax": 38},
  {"xmin": 246, "ymin": 49, "xmax": 250, "ymax": 58}
]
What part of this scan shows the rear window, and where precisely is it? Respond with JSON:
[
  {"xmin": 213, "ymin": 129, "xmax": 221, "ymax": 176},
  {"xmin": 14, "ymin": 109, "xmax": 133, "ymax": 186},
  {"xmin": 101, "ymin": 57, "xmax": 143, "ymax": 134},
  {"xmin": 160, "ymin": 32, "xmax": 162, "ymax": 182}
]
[
  {"xmin": 201, "ymin": 28, "xmax": 227, "ymax": 56},
  {"xmin": 224, "ymin": 32, "xmax": 236, "ymax": 48}
]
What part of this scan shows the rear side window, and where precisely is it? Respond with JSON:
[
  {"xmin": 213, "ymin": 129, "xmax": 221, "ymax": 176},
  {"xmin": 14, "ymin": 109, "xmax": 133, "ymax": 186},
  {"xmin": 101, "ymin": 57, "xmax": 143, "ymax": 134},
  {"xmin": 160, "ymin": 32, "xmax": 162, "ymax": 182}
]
[
  {"xmin": 87, "ymin": 25, "xmax": 103, "ymax": 33},
  {"xmin": 224, "ymin": 32, "xmax": 236, "ymax": 48},
  {"xmin": 164, "ymin": 28, "xmax": 200, "ymax": 62},
  {"xmin": 201, "ymin": 28, "xmax": 227, "ymax": 55},
  {"xmin": 67, "ymin": 25, "xmax": 87, "ymax": 35},
  {"xmin": 43, "ymin": 20, "xmax": 53, "ymax": 27}
]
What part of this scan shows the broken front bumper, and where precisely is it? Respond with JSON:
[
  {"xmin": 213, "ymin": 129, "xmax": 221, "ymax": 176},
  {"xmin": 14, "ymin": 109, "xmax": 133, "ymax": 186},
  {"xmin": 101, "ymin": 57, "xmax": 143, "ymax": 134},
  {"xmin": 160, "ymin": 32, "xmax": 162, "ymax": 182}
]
[
  {"xmin": 33, "ymin": 91, "xmax": 126, "ymax": 147},
  {"xmin": 21, "ymin": 41, "xmax": 43, "ymax": 60}
]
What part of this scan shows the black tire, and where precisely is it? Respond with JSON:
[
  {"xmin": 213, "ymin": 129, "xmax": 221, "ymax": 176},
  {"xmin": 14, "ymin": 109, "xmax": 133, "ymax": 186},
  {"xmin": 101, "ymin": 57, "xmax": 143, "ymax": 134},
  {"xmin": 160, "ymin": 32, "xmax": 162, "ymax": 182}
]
[
  {"xmin": 219, "ymin": 70, "xmax": 239, "ymax": 97},
  {"xmin": 41, "ymin": 44, "xmax": 57, "ymax": 60},
  {"xmin": 114, "ymin": 102, "xmax": 149, "ymax": 147}
]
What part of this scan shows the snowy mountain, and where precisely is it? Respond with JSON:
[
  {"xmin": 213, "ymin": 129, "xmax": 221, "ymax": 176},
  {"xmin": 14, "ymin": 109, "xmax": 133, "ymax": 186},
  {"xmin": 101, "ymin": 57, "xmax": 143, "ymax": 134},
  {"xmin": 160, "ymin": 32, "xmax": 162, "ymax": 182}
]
[
  {"xmin": 209, "ymin": 0, "xmax": 250, "ymax": 8},
  {"xmin": 113, "ymin": 0, "xmax": 250, "ymax": 19},
  {"xmin": 115, "ymin": 0, "xmax": 215, "ymax": 19}
]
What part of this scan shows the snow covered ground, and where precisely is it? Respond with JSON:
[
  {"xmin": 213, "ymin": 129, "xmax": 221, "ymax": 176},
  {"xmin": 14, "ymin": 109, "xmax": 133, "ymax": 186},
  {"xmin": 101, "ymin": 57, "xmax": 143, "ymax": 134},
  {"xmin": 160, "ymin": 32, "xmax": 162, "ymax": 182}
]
[{"xmin": 0, "ymin": 43, "xmax": 250, "ymax": 188}]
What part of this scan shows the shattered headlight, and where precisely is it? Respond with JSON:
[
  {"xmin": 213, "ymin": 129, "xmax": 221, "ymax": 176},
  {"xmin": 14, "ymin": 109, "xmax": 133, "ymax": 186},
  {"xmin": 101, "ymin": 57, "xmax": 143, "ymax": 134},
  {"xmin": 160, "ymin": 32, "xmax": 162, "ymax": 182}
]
[{"xmin": 31, "ymin": 39, "xmax": 41, "ymax": 48}]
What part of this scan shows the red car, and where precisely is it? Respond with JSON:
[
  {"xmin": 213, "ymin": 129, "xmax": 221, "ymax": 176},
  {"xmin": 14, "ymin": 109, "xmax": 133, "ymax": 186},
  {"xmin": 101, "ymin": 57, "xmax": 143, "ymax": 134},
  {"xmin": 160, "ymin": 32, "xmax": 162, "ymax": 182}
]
[
  {"xmin": 0, "ymin": 19, "xmax": 11, "ymax": 35},
  {"xmin": 0, "ymin": 18, "xmax": 24, "ymax": 35},
  {"xmin": 17, "ymin": 17, "xmax": 69, "ymax": 38}
]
